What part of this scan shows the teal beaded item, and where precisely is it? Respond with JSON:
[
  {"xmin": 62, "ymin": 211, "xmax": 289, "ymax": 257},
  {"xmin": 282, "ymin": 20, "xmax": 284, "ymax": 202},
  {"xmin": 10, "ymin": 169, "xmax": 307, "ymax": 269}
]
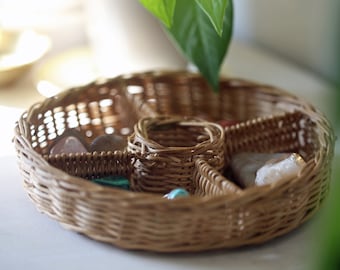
[
  {"xmin": 164, "ymin": 188, "xmax": 190, "ymax": 199},
  {"xmin": 92, "ymin": 176, "xmax": 130, "ymax": 190}
]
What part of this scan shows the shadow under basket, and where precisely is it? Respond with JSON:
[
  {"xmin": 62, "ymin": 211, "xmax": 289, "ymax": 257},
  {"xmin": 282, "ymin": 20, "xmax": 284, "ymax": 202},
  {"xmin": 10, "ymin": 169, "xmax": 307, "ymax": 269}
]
[{"xmin": 14, "ymin": 71, "xmax": 335, "ymax": 253}]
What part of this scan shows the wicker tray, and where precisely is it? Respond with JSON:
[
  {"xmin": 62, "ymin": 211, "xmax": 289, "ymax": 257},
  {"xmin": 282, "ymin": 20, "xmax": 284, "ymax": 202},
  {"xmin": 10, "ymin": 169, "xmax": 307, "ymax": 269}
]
[{"xmin": 14, "ymin": 71, "xmax": 335, "ymax": 252}]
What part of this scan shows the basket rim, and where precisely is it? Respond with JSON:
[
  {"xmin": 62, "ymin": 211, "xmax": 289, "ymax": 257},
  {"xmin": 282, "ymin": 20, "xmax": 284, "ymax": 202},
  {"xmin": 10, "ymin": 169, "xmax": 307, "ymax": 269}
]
[{"xmin": 128, "ymin": 115, "xmax": 225, "ymax": 153}]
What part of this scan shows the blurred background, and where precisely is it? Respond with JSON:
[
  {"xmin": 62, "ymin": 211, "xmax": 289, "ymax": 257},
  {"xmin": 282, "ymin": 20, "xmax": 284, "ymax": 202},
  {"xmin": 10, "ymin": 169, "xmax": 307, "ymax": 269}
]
[
  {"xmin": 0, "ymin": 0, "xmax": 338, "ymax": 103},
  {"xmin": 0, "ymin": 0, "xmax": 339, "ymax": 268},
  {"xmin": 234, "ymin": 0, "xmax": 340, "ymax": 84},
  {"xmin": 232, "ymin": 0, "xmax": 340, "ymax": 157},
  {"xmin": 0, "ymin": 0, "xmax": 338, "ymax": 122}
]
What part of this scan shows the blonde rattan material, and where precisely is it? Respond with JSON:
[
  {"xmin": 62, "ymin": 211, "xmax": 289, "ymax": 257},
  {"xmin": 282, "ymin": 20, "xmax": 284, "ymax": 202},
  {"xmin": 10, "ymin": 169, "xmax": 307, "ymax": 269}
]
[
  {"xmin": 194, "ymin": 159, "xmax": 243, "ymax": 196},
  {"xmin": 13, "ymin": 71, "xmax": 335, "ymax": 252},
  {"xmin": 127, "ymin": 116, "xmax": 225, "ymax": 193},
  {"xmin": 21, "ymin": 78, "xmax": 140, "ymax": 156},
  {"xmin": 224, "ymin": 111, "xmax": 318, "ymax": 163}
]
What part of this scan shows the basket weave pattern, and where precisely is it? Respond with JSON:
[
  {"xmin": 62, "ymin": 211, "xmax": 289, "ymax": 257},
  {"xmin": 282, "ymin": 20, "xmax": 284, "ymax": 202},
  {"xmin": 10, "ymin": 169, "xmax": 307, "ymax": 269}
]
[
  {"xmin": 127, "ymin": 116, "xmax": 225, "ymax": 193},
  {"xmin": 14, "ymin": 71, "xmax": 335, "ymax": 252}
]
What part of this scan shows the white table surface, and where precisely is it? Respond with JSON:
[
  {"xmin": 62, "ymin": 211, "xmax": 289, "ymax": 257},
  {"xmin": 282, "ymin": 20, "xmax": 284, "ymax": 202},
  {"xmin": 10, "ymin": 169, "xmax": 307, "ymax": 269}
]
[{"xmin": 0, "ymin": 40, "xmax": 338, "ymax": 270}]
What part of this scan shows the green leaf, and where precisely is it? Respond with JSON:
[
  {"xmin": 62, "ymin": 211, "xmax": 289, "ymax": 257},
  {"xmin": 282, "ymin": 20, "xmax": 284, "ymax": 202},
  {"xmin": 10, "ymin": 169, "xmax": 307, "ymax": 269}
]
[
  {"xmin": 167, "ymin": 0, "xmax": 233, "ymax": 92},
  {"xmin": 139, "ymin": 0, "xmax": 176, "ymax": 28},
  {"xmin": 195, "ymin": 0, "xmax": 229, "ymax": 36},
  {"xmin": 311, "ymin": 155, "xmax": 340, "ymax": 270}
]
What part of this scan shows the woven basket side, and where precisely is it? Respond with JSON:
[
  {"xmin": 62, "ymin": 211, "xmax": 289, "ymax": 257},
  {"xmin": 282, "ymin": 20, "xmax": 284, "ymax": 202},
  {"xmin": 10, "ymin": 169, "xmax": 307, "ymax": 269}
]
[
  {"xmin": 15, "ymin": 121, "xmax": 74, "ymax": 218},
  {"xmin": 122, "ymin": 72, "xmax": 204, "ymax": 118},
  {"xmin": 297, "ymin": 108, "xmax": 335, "ymax": 222},
  {"xmin": 44, "ymin": 151, "xmax": 132, "ymax": 180},
  {"xmin": 120, "ymin": 74, "xmax": 160, "ymax": 118},
  {"xmin": 121, "ymin": 71, "xmax": 315, "ymax": 121},
  {"xmin": 23, "ymin": 80, "xmax": 139, "ymax": 156},
  {"xmin": 224, "ymin": 111, "xmax": 317, "ymax": 163},
  {"xmin": 193, "ymin": 159, "xmax": 242, "ymax": 196}
]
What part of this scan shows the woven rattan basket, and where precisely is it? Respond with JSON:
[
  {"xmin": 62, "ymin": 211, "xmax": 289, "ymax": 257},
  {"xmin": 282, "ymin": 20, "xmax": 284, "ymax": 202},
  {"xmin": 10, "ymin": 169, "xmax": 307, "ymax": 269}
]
[
  {"xmin": 14, "ymin": 71, "xmax": 335, "ymax": 252},
  {"xmin": 127, "ymin": 115, "xmax": 225, "ymax": 193}
]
